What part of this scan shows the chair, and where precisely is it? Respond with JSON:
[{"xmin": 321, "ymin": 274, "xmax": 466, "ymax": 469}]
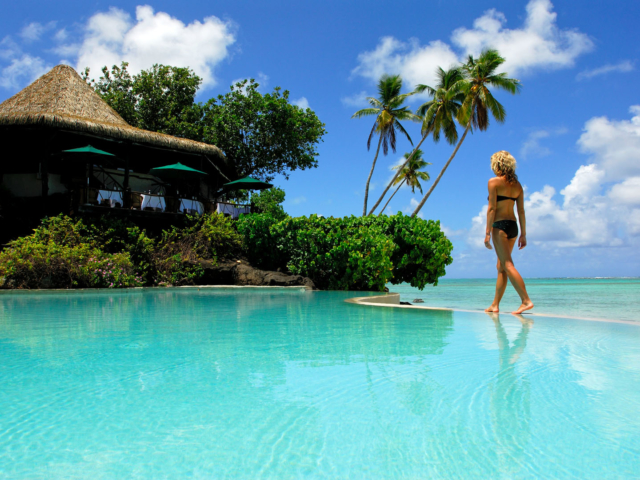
[{"xmin": 130, "ymin": 193, "xmax": 142, "ymax": 210}]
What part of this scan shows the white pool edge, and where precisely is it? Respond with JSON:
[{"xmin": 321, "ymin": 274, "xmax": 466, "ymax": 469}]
[{"xmin": 345, "ymin": 292, "xmax": 640, "ymax": 326}]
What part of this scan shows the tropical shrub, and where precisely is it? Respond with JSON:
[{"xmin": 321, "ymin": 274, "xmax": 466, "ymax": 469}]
[
  {"xmin": 153, "ymin": 213, "xmax": 242, "ymax": 285},
  {"xmin": 237, "ymin": 213, "xmax": 453, "ymax": 291},
  {"xmin": 0, "ymin": 216, "xmax": 142, "ymax": 289}
]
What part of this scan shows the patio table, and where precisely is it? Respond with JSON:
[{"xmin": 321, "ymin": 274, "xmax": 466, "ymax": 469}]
[{"xmin": 141, "ymin": 194, "xmax": 166, "ymax": 212}]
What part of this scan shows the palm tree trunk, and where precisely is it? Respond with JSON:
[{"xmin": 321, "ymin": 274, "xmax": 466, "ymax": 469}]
[
  {"xmin": 380, "ymin": 179, "xmax": 405, "ymax": 214},
  {"xmin": 411, "ymin": 124, "xmax": 471, "ymax": 218},
  {"xmin": 363, "ymin": 135, "xmax": 384, "ymax": 216},
  {"xmin": 368, "ymin": 130, "xmax": 429, "ymax": 215}
]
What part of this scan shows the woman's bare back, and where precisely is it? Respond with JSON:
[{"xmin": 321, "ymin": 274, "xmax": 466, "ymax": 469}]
[{"xmin": 490, "ymin": 176, "xmax": 523, "ymax": 222}]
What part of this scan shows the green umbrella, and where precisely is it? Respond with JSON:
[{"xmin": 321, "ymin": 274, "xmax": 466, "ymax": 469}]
[
  {"xmin": 148, "ymin": 162, "xmax": 208, "ymax": 181},
  {"xmin": 223, "ymin": 176, "xmax": 273, "ymax": 191},
  {"xmin": 63, "ymin": 145, "xmax": 115, "ymax": 157},
  {"xmin": 62, "ymin": 145, "xmax": 120, "ymax": 165}
]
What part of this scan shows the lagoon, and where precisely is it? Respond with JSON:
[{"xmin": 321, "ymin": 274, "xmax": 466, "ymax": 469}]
[{"xmin": 1, "ymin": 288, "xmax": 639, "ymax": 478}]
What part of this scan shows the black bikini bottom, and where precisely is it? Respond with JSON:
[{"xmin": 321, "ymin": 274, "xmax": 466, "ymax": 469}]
[{"xmin": 493, "ymin": 220, "xmax": 519, "ymax": 239}]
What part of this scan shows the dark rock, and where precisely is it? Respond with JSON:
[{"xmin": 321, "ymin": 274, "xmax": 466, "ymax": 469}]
[
  {"xmin": 383, "ymin": 287, "xmax": 390, "ymax": 292},
  {"xmin": 413, "ymin": 298, "xmax": 425, "ymax": 303},
  {"xmin": 198, "ymin": 259, "xmax": 316, "ymax": 289},
  {"xmin": 400, "ymin": 301, "xmax": 412, "ymax": 305}
]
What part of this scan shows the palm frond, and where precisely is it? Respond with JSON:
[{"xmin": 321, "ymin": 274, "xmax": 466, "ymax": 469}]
[
  {"xmin": 394, "ymin": 119, "xmax": 413, "ymax": 146},
  {"xmin": 352, "ymin": 108, "xmax": 380, "ymax": 119}
]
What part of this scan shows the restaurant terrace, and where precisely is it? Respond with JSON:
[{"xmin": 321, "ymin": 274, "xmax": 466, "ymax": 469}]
[{"xmin": 0, "ymin": 65, "xmax": 256, "ymax": 237}]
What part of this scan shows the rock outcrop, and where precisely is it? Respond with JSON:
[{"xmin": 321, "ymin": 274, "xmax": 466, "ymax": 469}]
[{"xmin": 198, "ymin": 259, "xmax": 316, "ymax": 289}]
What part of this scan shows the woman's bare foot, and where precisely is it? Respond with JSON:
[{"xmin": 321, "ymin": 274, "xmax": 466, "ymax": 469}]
[
  {"xmin": 485, "ymin": 305, "xmax": 499, "ymax": 313},
  {"xmin": 512, "ymin": 301, "xmax": 534, "ymax": 314}
]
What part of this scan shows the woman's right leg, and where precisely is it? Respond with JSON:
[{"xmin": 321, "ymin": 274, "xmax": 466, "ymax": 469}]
[
  {"xmin": 485, "ymin": 260, "xmax": 508, "ymax": 312},
  {"xmin": 492, "ymin": 230, "xmax": 534, "ymax": 314}
]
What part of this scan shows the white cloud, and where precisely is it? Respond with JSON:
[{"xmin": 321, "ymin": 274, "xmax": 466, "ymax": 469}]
[
  {"xmin": 53, "ymin": 29, "xmax": 68, "ymax": 42},
  {"xmin": 293, "ymin": 97, "xmax": 309, "ymax": 109},
  {"xmin": 352, "ymin": 36, "xmax": 458, "ymax": 91},
  {"xmin": 19, "ymin": 22, "xmax": 56, "ymax": 42},
  {"xmin": 577, "ymin": 60, "xmax": 634, "ymax": 81},
  {"xmin": 577, "ymin": 106, "xmax": 640, "ymax": 181},
  {"xmin": 341, "ymin": 90, "xmax": 370, "ymax": 108},
  {"xmin": 608, "ymin": 177, "xmax": 640, "ymax": 206},
  {"xmin": 290, "ymin": 196, "xmax": 307, "ymax": 205},
  {"xmin": 74, "ymin": 6, "xmax": 236, "ymax": 88},
  {"xmin": 451, "ymin": 0, "xmax": 593, "ymax": 76},
  {"xmin": 0, "ymin": 54, "xmax": 51, "ymax": 89},
  {"xmin": 351, "ymin": 0, "xmax": 592, "ymax": 94},
  {"xmin": 520, "ymin": 127, "xmax": 567, "ymax": 159}
]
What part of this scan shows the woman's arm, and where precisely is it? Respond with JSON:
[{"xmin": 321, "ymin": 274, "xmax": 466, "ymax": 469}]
[
  {"xmin": 516, "ymin": 188, "xmax": 527, "ymax": 250},
  {"xmin": 485, "ymin": 179, "xmax": 497, "ymax": 249}
]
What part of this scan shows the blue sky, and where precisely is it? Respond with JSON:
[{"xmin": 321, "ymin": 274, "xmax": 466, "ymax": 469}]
[{"xmin": 1, "ymin": 0, "xmax": 639, "ymax": 278}]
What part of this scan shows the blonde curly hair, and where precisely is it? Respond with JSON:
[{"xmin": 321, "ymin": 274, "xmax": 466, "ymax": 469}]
[{"xmin": 491, "ymin": 151, "xmax": 518, "ymax": 184}]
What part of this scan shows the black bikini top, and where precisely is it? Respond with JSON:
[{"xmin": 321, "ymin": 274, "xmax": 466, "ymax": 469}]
[{"xmin": 496, "ymin": 195, "xmax": 518, "ymax": 202}]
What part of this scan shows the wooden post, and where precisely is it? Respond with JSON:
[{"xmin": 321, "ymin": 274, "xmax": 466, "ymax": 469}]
[{"xmin": 123, "ymin": 153, "xmax": 131, "ymax": 208}]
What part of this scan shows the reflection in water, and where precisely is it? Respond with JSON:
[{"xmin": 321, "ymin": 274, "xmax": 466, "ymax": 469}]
[{"xmin": 488, "ymin": 313, "xmax": 532, "ymax": 476}]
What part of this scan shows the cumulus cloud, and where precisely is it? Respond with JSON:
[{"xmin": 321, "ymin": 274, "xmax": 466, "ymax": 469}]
[
  {"xmin": 74, "ymin": 6, "xmax": 236, "ymax": 88},
  {"xmin": 451, "ymin": 0, "xmax": 593, "ymax": 76},
  {"xmin": 467, "ymin": 106, "xmax": 640, "ymax": 251},
  {"xmin": 0, "ymin": 54, "xmax": 51, "ymax": 89},
  {"xmin": 576, "ymin": 60, "xmax": 634, "ymax": 81},
  {"xmin": 352, "ymin": 37, "xmax": 458, "ymax": 90},
  {"xmin": 577, "ymin": 106, "xmax": 640, "ymax": 181},
  {"xmin": 292, "ymin": 97, "xmax": 309, "ymax": 109},
  {"xmin": 351, "ymin": 0, "xmax": 592, "ymax": 93}
]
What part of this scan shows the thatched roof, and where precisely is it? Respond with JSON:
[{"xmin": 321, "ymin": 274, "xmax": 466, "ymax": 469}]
[{"xmin": 0, "ymin": 65, "xmax": 226, "ymax": 162}]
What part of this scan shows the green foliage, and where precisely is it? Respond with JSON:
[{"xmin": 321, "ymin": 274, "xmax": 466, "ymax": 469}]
[
  {"xmin": 201, "ymin": 79, "xmax": 326, "ymax": 181},
  {"xmin": 1, "ymin": 213, "xmax": 452, "ymax": 292},
  {"xmin": 85, "ymin": 218, "xmax": 156, "ymax": 285},
  {"xmin": 84, "ymin": 62, "xmax": 203, "ymax": 139},
  {"xmin": 153, "ymin": 213, "xmax": 242, "ymax": 285},
  {"xmin": 85, "ymin": 64, "xmax": 327, "ymax": 181},
  {"xmin": 250, "ymin": 187, "xmax": 287, "ymax": 220},
  {"xmin": 238, "ymin": 213, "xmax": 453, "ymax": 291},
  {"xmin": 0, "ymin": 214, "xmax": 242, "ymax": 289},
  {"xmin": 235, "ymin": 212, "xmax": 283, "ymax": 271},
  {"xmin": 0, "ymin": 216, "xmax": 142, "ymax": 289}
]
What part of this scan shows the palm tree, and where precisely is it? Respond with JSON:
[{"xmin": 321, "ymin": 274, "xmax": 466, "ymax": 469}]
[
  {"xmin": 380, "ymin": 149, "xmax": 431, "ymax": 214},
  {"xmin": 352, "ymin": 75, "xmax": 419, "ymax": 216},
  {"xmin": 368, "ymin": 67, "xmax": 465, "ymax": 215},
  {"xmin": 411, "ymin": 49, "xmax": 521, "ymax": 217}
]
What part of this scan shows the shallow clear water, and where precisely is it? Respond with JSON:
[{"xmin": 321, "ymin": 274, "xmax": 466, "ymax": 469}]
[
  {"xmin": 1, "ymin": 288, "xmax": 640, "ymax": 479},
  {"xmin": 391, "ymin": 278, "xmax": 640, "ymax": 322}
]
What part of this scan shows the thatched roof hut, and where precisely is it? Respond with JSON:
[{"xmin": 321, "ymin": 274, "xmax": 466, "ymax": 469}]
[
  {"xmin": 0, "ymin": 64, "xmax": 237, "ymax": 229},
  {"xmin": 0, "ymin": 65, "xmax": 228, "ymax": 162}
]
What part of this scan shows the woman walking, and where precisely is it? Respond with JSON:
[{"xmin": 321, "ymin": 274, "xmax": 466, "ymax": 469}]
[{"xmin": 484, "ymin": 151, "xmax": 534, "ymax": 314}]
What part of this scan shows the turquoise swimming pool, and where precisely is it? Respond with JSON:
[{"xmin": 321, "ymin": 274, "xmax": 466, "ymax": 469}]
[{"xmin": 1, "ymin": 288, "xmax": 639, "ymax": 478}]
